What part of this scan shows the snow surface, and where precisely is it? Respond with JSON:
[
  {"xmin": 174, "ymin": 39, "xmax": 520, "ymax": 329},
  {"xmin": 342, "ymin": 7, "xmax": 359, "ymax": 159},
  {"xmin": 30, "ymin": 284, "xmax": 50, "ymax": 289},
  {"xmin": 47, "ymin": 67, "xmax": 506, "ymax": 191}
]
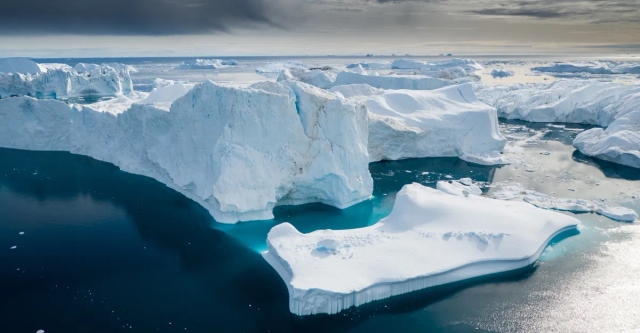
[
  {"xmin": 0, "ymin": 80, "xmax": 373, "ymax": 223},
  {"xmin": 0, "ymin": 58, "xmax": 45, "ymax": 75},
  {"xmin": 573, "ymin": 91, "xmax": 640, "ymax": 168},
  {"xmin": 532, "ymin": 61, "xmax": 640, "ymax": 75},
  {"xmin": 490, "ymin": 69, "xmax": 515, "ymax": 78},
  {"xmin": 175, "ymin": 59, "xmax": 237, "ymax": 69},
  {"xmin": 263, "ymin": 183, "xmax": 579, "ymax": 316},
  {"xmin": 391, "ymin": 58, "xmax": 483, "ymax": 72},
  {"xmin": 334, "ymin": 83, "xmax": 506, "ymax": 163},
  {"xmin": 0, "ymin": 62, "xmax": 133, "ymax": 99},
  {"xmin": 477, "ymin": 80, "xmax": 640, "ymax": 126}
]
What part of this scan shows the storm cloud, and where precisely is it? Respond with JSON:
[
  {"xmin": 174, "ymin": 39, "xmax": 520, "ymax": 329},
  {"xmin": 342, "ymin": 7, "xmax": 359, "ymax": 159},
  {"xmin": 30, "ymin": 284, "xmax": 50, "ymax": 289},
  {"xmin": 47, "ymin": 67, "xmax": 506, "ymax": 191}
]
[{"xmin": 0, "ymin": 0, "xmax": 277, "ymax": 35}]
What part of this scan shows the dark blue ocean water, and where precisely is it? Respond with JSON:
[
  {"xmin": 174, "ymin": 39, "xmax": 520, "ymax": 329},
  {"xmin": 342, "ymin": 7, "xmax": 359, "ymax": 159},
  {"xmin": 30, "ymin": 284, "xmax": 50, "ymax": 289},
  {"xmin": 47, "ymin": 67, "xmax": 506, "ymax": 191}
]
[{"xmin": 1, "ymin": 119, "xmax": 638, "ymax": 332}]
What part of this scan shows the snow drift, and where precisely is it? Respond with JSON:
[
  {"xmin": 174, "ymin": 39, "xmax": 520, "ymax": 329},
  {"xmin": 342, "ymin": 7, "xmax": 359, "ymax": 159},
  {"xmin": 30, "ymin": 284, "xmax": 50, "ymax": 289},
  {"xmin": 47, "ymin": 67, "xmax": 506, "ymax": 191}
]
[
  {"xmin": 0, "ymin": 80, "xmax": 373, "ymax": 223},
  {"xmin": 330, "ymin": 83, "xmax": 506, "ymax": 164},
  {"xmin": 263, "ymin": 183, "xmax": 580, "ymax": 316}
]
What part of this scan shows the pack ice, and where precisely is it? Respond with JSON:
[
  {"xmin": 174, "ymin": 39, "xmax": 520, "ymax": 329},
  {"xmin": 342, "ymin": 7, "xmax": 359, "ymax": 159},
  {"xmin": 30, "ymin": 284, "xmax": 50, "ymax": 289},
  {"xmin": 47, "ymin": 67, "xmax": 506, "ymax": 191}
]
[
  {"xmin": 330, "ymin": 83, "xmax": 507, "ymax": 164},
  {"xmin": 0, "ymin": 62, "xmax": 133, "ymax": 99},
  {"xmin": 263, "ymin": 183, "xmax": 580, "ymax": 316},
  {"xmin": 0, "ymin": 80, "xmax": 373, "ymax": 223},
  {"xmin": 573, "ymin": 91, "xmax": 640, "ymax": 168},
  {"xmin": 477, "ymin": 80, "xmax": 639, "ymax": 126}
]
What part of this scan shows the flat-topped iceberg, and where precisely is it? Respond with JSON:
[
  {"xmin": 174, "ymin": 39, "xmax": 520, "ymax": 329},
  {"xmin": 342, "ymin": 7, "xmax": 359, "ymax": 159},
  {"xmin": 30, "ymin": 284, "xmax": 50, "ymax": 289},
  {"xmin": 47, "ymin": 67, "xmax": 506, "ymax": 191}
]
[
  {"xmin": 573, "ymin": 91, "xmax": 640, "ymax": 169},
  {"xmin": 477, "ymin": 80, "xmax": 639, "ymax": 126},
  {"xmin": 263, "ymin": 183, "xmax": 580, "ymax": 316},
  {"xmin": 175, "ymin": 59, "xmax": 238, "ymax": 69},
  {"xmin": 0, "ymin": 80, "xmax": 373, "ymax": 223},
  {"xmin": 0, "ymin": 57, "xmax": 45, "ymax": 75},
  {"xmin": 330, "ymin": 83, "xmax": 506, "ymax": 164},
  {"xmin": 0, "ymin": 62, "xmax": 134, "ymax": 99},
  {"xmin": 392, "ymin": 58, "xmax": 483, "ymax": 72}
]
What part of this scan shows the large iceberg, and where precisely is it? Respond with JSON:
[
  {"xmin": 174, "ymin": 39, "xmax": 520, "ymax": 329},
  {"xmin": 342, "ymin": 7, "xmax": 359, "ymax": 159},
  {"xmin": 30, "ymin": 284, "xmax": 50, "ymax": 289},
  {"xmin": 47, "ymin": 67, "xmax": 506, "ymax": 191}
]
[
  {"xmin": 0, "ymin": 62, "xmax": 133, "ymax": 99},
  {"xmin": 0, "ymin": 57, "xmax": 45, "ymax": 75},
  {"xmin": 332, "ymin": 71, "xmax": 451, "ymax": 90},
  {"xmin": 477, "ymin": 80, "xmax": 639, "ymax": 126},
  {"xmin": 391, "ymin": 58, "xmax": 483, "ymax": 72},
  {"xmin": 263, "ymin": 183, "xmax": 580, "ymax": 316},
  {"xmin": 175, "ymin": 59, "xmax": 238, "ymax": 69},
  {"xmin": 573, "ymin": 91, "xmax": 640, "ymax": 169},
  {"xmin": 330, "ymin": 83, "xmax": 506, "ymax": 164},
  {"xmin": 0, "ymin": 80, "xmax": 373, "ymax": 223}
]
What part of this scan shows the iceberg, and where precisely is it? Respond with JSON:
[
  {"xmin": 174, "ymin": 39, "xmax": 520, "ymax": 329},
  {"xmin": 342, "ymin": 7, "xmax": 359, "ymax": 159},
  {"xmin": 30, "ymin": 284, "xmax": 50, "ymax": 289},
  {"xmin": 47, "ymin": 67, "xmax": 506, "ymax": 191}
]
[
  {"xmin": 138, "ymin": 82, "xmax": 195, "ymax": 109},
  {"xmin": 477, "ymin": 80, "xmax": 639, "ymax": 126},
  {"xmin": 0, "ymin": 62, "xmax": 134, "ymax": 99},
  {"xmin": 175, "ymin": 59, "xmax": 238, "ymax": 69},
  {"xmin": 333, "ymin": 83, "xmax": 506, "ymax": 163},
  {"xmin": 256, "ymin": 62, "xmax": 307, "ymax": 74},
  {"xmin": 263, "ymin": 183, "xmax": 580, "ymax": 316},
  {"xmin": 0, "ymin": 80, "xmax": 373, "ymax": 223},
  {"xmin": 0, "ymin": 57, "xmax": 45, "ymax": 75},
  {"xmin": 573, "ymin": 92, "xmax": 640, "ymax": 169},
  {"xmin": 490, "ymin": 68, "xmax": 515, "ymax": 78},
  {"xmin": 277, "ymin": 68, "xmax": 336, "ymax": 90},
  {"xmin": 332, "ymin": 71, "xmax": 451, "ymax": 91},
  {"xmin": 346, "ymin": 62, "xmax": 390, "ymax": 70},
  {"xmin": 391, "ymin": 58, "xmax": 483, "ymax": 72},
  {"xmin": 532, "ymin": 61, "xmax": 640, "ymax": 75}
]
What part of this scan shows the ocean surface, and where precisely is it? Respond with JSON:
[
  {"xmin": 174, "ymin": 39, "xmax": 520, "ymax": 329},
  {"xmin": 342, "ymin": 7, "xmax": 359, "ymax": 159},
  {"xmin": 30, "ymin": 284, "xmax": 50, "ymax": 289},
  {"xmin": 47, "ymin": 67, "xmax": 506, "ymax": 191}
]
[
  {"xmin": 1, "ymin": 121, "xmax": 639, "ymax": 333},
  {"xmin": 2, "ymin": 57, "xmax": 640, "ymax": 333}
]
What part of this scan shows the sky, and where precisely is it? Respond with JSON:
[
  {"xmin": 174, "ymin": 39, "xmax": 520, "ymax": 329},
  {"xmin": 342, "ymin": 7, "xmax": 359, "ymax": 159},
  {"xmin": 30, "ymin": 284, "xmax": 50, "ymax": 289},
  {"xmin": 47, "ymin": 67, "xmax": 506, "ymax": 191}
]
[{"xmin": 1, "ymin": 0, "xmax": 640, "ymax": 57}]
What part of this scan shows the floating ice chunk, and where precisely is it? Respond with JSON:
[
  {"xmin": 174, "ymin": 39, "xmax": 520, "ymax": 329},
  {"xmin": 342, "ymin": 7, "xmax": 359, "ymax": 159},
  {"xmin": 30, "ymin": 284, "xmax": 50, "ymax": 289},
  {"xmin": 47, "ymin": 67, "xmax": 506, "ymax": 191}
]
[
  {"xmin": 175, "ymin": 59, "xmax": 237, "ymax": 69},
  {"xmin": 573, "ymin": 98, "xmax": 640, "ymax": 168},
  {"xmin": 10, "ymin": 246, "xmax": 16, "ymax": 249},
  {"xmin": 0, "ymin": 57, "xmax": 45, "ymax": 75},
  {"xmin": 19, "ymin": 232, "xmax": 24, "ymax": 235},
  {"xmin": 36, "ymin": 330, "xmax": 45, "ymax": 333},
  {"xmin": 523, "ymin": 191, "xmax": 638, "ymax": 222},
  {"xmin": 346, "ymin": 62, "xmax": 390, "ymax": 70},
  {"xmin": 460, "ymin": 151, "xmax": 509, "ymax": 166},
  {"xmin": 0, "ymin": 80, "xmax": 373, "ymax": 223},
  {"xmin": 490, "ymin": 69, "xmax": 515, "ymax": 78},
  {"xmin": 263, "ymin": 183, "xmax": 579, "ymax": 316}
]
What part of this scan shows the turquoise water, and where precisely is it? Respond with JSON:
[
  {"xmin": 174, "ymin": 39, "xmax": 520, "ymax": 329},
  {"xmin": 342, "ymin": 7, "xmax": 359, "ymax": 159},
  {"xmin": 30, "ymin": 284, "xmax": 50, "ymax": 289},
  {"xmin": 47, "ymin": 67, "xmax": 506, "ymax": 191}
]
[{"xmin": 1, "ymin": 122, "xmax": 639, "ymax": 333}]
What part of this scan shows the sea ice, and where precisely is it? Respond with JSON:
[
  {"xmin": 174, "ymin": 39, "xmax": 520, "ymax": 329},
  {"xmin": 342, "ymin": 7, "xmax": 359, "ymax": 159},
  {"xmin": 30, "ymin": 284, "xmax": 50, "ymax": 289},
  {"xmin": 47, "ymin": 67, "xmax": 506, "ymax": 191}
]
[
  {"xmin": 175, "ymin": 59, "xmax": 237, "ymax": 69},
  {"xmin": 531, "ymin": 61, "xmax": 640, "ymax": 75},
  {"xmin": 523, "ymin": 191, "xmax": 638, "ymax": 222},
  {"xmin": 263, "ymin": 183, "xmax": 580, "ymax": 316},
  {"xmin": 391, "ymin": 58, "xmax": 483, "ymax": 72},
  {"xmin": 0, "ymin": 57, "xmax": 45, "ymax": 75},
  {"xmin": 346, "ymin": 62, "xmax": 390, "ymax": 70},
  {"xmin": 490, "ymin": 69, "xmax": 515, "ymax": 78},
  {"xmin": 0, "ymin": 80, "xmax": 373, "ymax": 223}
]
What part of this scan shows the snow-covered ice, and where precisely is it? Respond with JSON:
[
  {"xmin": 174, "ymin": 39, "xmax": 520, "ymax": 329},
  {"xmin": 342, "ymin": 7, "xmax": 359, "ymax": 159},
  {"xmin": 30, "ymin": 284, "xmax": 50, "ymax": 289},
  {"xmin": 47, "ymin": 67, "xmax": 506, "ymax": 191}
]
[
  {"xmin": 175, "ymin": 59, "xmax": 237, "ymax": 69},
  {"xmin": 532, "ymin": 61, "xmax": 640, "ymax": 75},
  {"xmin": 263, "ymin": 183, "xmax": 579, "ymax": 316},
  {"xmin": 573, "ymin": 90, "xmax": 640, "ymax": 168},
  {"xmin": 523, "ymin": 191, "xmax": 638, "ymax": 222},
  {"xmin": 346, "ymin": 62, "xmax": 390, "ymax": 70},
  {"xmin": 0, "ymin": 80, "xmax": 373, "ymax": 223},
  {"xmin": 138, "ymin": 82, "xmax": 195, "ymax": 109},
  {"xmin": 331, "ymin": 72, "xmax": 452, "ymax": 91},
  {"xmin": 490, "ymin": 69, "xmax": 515, "ymax": 78},
  {"xmin": 0, "ymin": 57, "xmax": 45, "ymax": 75},
  {"xmin": 338, "ymin": 83, "xmax": 506, "ymax": 163},
  {"xmin": 477, "ymin": 80, "xmax": 640, "ymax": 126}
]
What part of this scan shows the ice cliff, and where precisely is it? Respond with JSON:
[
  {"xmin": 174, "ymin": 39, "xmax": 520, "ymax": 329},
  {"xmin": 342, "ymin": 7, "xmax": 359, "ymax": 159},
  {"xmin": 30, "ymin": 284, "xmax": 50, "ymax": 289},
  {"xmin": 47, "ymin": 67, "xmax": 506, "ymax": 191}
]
[
  {"xmin": 0, "ymin": 80, "xmax": 373, "ymax": 223},
  {"xmin": 263, "ymin": 183, "xmax": 579, "ymax": 316}
]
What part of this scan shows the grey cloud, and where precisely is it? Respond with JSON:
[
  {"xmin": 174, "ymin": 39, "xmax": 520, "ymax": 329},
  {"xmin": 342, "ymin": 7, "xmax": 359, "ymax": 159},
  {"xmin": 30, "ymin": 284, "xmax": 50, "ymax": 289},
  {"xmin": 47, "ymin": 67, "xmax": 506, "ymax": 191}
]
[{"xmin": 0, "ymin": 0, "xmax": 278, "ymax": 35}]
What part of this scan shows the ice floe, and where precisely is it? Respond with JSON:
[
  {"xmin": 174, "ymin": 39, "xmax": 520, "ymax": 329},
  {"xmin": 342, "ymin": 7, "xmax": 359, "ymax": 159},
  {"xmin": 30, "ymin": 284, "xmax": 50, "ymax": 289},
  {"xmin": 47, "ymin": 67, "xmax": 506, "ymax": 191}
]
[
  {"xmin": 0, "ymin": 80, "xmax": 372, "ymax": 223},
  {"xmin": 263, "ymin": 183, "xmax": 579, "ymax": 316}
]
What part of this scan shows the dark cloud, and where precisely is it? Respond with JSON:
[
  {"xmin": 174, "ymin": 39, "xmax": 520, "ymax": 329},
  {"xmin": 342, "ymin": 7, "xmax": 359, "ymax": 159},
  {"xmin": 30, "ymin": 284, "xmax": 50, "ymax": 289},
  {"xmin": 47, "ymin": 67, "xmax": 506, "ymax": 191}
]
[
  {"xmin": 0, "ymin": 0, "xmax": 277, "ymax": 35},
  {"xmin": 470, "ymin": 8, "xmax": 571, "ymax": 19}
]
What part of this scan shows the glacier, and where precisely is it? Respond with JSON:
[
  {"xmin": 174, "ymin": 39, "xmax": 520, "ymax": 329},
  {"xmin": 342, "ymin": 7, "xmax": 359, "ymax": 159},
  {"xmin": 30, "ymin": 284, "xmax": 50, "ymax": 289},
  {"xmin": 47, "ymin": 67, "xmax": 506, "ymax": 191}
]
[
  {"xmin": 477, "ymin": 80, "xmax": 639, "ymax": 126},
  {"xmin": 0, "ymin": 62, "xmax": 133, "ymax": 99},
  {"xmin": 329, "ymin": 83, "xmax": 506, "ymax": 164},
  {"xmin": 0, "ymin": 57, "xmax": 45, "ymax": 75},
  {"xmin": 262, "ymin": 183, "xmax": 580, "ymax": 316},
  {"xmin": 0, "ymin": 80, "xmax": 373, "ymax": 223},
  {"xmin": 573, "ymin": 92, "xmax": 640, "ymax": 169}
]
